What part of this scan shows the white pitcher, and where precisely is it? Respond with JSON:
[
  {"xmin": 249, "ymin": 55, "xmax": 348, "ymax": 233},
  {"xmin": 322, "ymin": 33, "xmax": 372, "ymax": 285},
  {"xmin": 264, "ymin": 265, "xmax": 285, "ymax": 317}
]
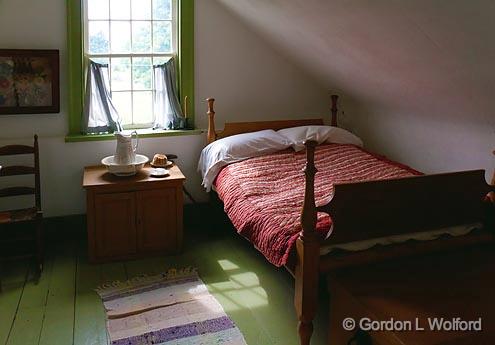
[{"xmin": 114, "ymin": 131, "xmax": 139, "ymax": 165}]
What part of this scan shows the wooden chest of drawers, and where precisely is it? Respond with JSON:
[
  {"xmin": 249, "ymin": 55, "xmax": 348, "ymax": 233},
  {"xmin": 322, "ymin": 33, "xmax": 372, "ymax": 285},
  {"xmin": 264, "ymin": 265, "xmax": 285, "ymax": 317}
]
[{"xmin": 83, "ymin": 164, "xmax": 185, "ymax": 263}]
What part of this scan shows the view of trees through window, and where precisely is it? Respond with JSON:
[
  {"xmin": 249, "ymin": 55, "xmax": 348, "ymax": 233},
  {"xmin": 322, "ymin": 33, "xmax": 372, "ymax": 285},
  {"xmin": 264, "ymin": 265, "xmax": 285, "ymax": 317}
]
[{"xmin": 85, "ymin": 0, "xmax": 175, "ymax": 128}]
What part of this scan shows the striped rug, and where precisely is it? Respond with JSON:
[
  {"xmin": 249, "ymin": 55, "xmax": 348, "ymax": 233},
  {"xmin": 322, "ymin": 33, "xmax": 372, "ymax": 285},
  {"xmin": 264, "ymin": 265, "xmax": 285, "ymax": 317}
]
[{"xmin": 96, "ymin": 268, "xmax": 247, "ymax": 345}]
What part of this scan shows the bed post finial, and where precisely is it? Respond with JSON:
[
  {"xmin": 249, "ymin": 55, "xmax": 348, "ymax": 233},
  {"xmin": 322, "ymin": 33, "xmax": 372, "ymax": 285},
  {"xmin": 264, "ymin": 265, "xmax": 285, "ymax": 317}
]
[
  {"xmin": 331, "ymin": 94, "xmax": 338, "ymax": 127},
  {"xmin": 294, "ymin": 139, "xmax": 320, "ymax": 345},
  {"xmin": 206, "ymin": 98, "xmax": 216, "ymax": 144}
]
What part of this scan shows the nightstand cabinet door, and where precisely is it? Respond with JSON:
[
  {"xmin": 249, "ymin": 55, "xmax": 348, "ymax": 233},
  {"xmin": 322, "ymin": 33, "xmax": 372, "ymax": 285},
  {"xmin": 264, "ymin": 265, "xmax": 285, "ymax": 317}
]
[
  {"xmin": 136, "ymin": 188, "xmax": 179, "ymax": 253},
  {"xmin": 94, "ymin": 192, "xmax": 137, "ymax": 258}
]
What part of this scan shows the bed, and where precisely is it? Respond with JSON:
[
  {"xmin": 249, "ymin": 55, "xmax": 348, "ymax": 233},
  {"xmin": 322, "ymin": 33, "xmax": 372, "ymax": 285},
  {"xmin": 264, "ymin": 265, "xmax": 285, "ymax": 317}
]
[{"xmin": 199, "ymin": 96, "xmax": 495, "ymax": 345}]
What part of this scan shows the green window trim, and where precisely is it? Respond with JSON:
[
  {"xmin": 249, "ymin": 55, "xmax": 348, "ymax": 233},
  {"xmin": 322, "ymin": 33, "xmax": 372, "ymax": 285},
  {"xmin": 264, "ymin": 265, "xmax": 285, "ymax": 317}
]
[
  {"xmin": 65, "ymin": 128, "xmax": 203, "ymax": 143},
  {"xmin": 66, "ymin": 0, "xmax": 195, "ymax": 141}
]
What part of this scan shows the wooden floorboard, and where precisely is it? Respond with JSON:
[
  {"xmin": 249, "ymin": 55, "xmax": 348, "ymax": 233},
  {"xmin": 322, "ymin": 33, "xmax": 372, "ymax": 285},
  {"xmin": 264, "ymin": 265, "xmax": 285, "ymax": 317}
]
[
  {"xmin": 125, "ymin": 255, "xmax": 179, "ymax": 279},
  {"xmin": 38, "ymin": 241, "xmax": 77, "ymax": 345},
  {"xmin": 98, "ymin": 262, "xmax": 127, "ymax": 286},
  {"xmin": 6, "ymin": 256, "xmax": 53, "ymax": 345},
  {"xmin": 1, "ymin": 215, "xmax": 328, "ymax": 345},
  {"xmin": 72, "ymin": 243, "xmax": 108, "ymax": 345},
  {"xmin": 203, "ymin": 238, "xmax": 278, "ymax": 344},
  {"xmin": 0, "ymin": 260, "xmax": 29, "ymax": 345}
]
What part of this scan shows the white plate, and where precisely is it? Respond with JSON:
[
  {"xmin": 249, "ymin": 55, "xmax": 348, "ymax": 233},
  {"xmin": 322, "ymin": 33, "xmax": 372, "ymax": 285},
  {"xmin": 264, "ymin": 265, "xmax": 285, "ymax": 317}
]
[
  {"xmin": 150, "ymin": 168, "xmax": 170, "ymax": 177},
  {"xmin": 151, "ymin": 160, "xmax": 174, "ymax": 168}
]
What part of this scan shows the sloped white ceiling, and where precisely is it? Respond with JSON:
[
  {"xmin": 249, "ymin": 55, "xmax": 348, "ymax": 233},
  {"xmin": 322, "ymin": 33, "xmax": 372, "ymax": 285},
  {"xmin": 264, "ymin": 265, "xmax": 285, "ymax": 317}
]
[
  {"xmin": 217, "ymin": 0, "xmax": 495, "ymax": 175},
  {"xmin": 217, "ymin": 0, "xmax": 495, "ymax": 110}
]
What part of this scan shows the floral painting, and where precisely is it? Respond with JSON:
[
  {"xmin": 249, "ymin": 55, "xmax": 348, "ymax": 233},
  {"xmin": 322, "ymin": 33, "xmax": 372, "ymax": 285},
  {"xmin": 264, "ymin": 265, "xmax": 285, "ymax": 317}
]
[{"xmin": 0, "ymin": 50, "xmax": 59, "ymax": 115}]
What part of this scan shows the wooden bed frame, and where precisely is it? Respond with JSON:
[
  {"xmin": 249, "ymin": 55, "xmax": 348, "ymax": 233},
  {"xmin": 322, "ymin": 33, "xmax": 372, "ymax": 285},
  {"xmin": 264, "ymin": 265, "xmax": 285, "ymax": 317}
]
[{"xmin": 204, "ymin": 96, "xmax": 495, "ymax": 345}]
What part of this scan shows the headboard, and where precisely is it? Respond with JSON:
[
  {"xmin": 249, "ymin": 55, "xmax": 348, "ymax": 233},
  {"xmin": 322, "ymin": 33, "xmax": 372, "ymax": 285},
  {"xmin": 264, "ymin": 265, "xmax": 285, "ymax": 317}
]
[{"xmin": 206, "ymin": 95, "xmax": 340, "ymax": 144}]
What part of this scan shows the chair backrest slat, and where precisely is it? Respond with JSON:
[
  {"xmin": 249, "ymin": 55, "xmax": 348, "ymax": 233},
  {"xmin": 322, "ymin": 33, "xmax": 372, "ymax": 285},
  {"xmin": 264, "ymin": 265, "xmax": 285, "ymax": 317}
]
[
  {"xmin": 0, "ymin": 135, "xmax": 41, "ymax": 209},
  {"xmin": 0, "ymin": 186, "xmax": 36, "ymax": 198},
  {"xmin": 0, "ymin": 145, "xmax": 35, "ymax": 156},
  {"xmin": 0, "ymin": 165, "xmax": 35, "ymax": 177}
]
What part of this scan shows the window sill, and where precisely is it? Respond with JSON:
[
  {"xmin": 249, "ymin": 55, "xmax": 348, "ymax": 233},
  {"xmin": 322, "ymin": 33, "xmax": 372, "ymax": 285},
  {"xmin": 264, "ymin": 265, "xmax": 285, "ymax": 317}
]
[{"xmin": 65, "ymin": 128, "xmax": 204, "ymax": 143}]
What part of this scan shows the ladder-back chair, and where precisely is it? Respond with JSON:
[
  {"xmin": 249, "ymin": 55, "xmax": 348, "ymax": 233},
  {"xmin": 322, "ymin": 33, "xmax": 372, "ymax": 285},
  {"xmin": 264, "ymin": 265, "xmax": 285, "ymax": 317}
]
[{"xmin": 0, "ymin": 135, "xmax": 44, "ymax": 288}]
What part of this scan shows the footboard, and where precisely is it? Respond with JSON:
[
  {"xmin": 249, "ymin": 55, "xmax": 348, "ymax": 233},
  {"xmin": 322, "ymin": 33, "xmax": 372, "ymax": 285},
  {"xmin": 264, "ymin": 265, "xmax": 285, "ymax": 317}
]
[
  {"xmin": 320, "ymin": 169, "xmax": 493, "ymax": 245},
  {"xmin": 293, "ymin": 141, "xmax": 494, "ymax": 345}
]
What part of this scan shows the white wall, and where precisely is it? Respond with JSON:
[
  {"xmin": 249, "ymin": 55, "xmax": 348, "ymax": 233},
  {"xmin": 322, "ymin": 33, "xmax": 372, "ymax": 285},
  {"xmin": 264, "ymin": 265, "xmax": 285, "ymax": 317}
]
[
  {"xmin": 194, "ymin": 0, "xmax": 329, "ymax": 129},
  {"xmin": 0, "ymin": 0, "xmax": 329, "ymax": 217}
]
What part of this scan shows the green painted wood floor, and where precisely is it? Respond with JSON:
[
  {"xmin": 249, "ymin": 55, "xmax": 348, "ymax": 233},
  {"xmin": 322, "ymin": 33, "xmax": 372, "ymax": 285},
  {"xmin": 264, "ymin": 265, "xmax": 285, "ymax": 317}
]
[{"xmin": 0, "ymin": 215, "xmax": 327, "ymax": 345}]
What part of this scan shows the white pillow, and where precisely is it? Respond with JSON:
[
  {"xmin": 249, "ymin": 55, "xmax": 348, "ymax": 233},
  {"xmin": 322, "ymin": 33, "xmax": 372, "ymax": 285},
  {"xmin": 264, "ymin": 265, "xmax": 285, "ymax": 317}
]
[
  {"xmin": 198, "ymin": 129, "xmax": 291, "ymax": 191},
  {"xmin": 277, "ymin": 125, "xmax": 363, "ymax": 151}
]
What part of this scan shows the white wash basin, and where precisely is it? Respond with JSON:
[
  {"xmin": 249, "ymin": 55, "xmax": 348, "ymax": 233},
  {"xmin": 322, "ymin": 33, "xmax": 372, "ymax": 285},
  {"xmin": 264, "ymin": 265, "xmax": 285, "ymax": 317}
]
[{"xmin": 101, "ymin": 154, "xmax": 149, "ymax": 176}]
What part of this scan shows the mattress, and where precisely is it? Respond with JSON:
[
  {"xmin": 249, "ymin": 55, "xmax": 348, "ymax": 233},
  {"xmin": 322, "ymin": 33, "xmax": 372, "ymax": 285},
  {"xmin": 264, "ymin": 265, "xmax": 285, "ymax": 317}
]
[{"xmin": 214, "ymin": 143, "xmax": 424, "ymax": 267}]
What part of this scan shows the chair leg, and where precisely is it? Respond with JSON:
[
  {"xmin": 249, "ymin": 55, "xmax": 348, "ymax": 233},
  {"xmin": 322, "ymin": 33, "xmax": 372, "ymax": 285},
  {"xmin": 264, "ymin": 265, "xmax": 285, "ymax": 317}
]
[{"xmin": 35, "ymin": 219, "xmax": 44, "ymax": 282}]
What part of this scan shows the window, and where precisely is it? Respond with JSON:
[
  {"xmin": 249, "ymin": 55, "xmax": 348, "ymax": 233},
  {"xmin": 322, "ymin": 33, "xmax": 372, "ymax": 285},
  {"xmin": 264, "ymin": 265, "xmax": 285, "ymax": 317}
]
[
  {"xmin": 85, "ymin": 0, "xmax": 176, "ymax": 128},
  {"xmin": 67, "ymin": 0, "xmax": 194, "ymax": 139}
]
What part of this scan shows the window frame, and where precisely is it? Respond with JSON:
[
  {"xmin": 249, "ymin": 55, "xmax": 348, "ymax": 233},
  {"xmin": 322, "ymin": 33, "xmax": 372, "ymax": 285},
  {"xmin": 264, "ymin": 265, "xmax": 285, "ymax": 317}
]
[{"xmin": 67, "ymin": 0, "xmax": 195, "ymax": 140}]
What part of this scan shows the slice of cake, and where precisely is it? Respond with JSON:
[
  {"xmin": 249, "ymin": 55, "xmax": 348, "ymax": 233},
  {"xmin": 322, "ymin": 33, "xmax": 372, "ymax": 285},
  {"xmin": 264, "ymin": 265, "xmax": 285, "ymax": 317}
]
[{"xmin": 151, "ymin": 154, "xmax": 168, "ymax": 167}]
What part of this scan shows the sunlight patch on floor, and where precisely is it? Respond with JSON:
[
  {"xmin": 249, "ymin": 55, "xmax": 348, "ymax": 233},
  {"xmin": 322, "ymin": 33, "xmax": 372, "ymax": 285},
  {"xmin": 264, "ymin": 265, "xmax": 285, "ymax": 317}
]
[
  {"xmin": 230, "ymin": 272, "xmax": 260, "ymax": 288},
  {"xmin": 204, "ymin": 260, "xmax": 270, "ymax": 312},
  {"xmin": 217, "ymin": 259, "xmax": 240, "ymax": 271}
]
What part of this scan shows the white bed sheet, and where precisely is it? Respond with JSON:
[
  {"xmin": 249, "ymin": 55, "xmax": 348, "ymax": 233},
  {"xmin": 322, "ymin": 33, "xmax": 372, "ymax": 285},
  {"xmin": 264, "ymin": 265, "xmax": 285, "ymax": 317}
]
[{"xmin": 319, "ymin": 223, "xmax": 481, "ymax": 255}]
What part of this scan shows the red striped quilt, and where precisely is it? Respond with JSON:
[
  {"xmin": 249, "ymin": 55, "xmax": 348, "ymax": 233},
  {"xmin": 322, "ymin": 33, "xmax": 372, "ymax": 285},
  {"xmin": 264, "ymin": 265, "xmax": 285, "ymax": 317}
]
[{"xmin": 214, "ymin": 144, "xmax": 422, "ymax": 267}]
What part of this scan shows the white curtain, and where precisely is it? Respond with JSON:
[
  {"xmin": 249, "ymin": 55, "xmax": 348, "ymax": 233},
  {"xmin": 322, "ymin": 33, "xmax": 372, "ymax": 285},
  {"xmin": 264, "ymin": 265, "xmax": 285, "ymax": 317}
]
[
  {"xmin": 82, "ymin": 61, "xmax": 122, "ymax": 134},
  {"xmin": 153, "ymin": 57, "xmax": 186, "ymax": 130}
]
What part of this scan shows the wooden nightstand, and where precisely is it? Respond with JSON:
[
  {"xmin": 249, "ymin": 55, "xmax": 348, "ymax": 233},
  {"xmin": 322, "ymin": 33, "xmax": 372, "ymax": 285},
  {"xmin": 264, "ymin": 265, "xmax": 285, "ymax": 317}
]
[{"xmin": 83, "ymin": 164, "xmax": 185, "ymax": 263}]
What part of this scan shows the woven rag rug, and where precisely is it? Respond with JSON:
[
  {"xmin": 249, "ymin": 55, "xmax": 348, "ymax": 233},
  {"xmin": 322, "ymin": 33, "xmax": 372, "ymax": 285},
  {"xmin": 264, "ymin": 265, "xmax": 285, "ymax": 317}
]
[{"xmin": 96, "ymin": 268, "xmax": 247, "ymax": 345}]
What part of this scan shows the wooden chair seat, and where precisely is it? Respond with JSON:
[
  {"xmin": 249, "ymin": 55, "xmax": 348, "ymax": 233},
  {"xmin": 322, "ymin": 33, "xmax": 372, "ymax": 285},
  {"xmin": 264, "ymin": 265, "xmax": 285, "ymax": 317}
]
[{"xmin": 0, "ymin": 207, "xmax": 39, "ymax": 224}]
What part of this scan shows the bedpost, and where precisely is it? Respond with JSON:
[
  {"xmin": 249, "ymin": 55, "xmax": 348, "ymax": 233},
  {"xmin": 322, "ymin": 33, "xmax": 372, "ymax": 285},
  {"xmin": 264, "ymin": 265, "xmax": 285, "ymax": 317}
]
[
  {"xmin": 491, "ymin": 150, "xmax": 495, "ymax": 186},
  {"xmin": 331, "ymin": 94, "xmax": 338, "ymax": 127},
  {"xmin": 487, "ymin": 150, "xmax": 495, "ymax": 203},
  {"xmin": 294, "ymin": 140, "xmax": 320, "ymax": 345},
  {"xmin": 485, "ymin": 150, "xmax": 495, "ymax": 231},
  {"xmin": 206, "ymin": 98, "xmax": 216, "ymax": 144}
]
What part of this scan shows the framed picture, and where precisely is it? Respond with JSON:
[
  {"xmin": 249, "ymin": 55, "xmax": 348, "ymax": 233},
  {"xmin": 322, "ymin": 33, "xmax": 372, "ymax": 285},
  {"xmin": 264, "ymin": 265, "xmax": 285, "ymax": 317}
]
[{"xmin": 0, "ymin": 49, "xmax": 60, "ymax": 115}]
